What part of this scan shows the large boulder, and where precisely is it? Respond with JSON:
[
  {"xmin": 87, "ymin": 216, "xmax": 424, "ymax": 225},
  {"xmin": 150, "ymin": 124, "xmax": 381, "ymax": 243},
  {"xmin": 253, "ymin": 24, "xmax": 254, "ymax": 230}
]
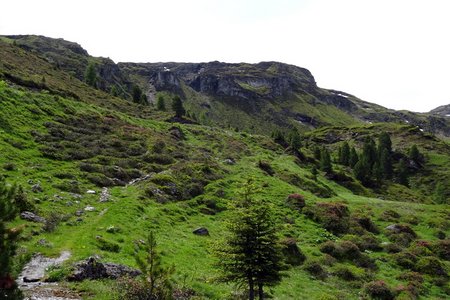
[{"xmin": 68, "ymin": 257, "xmax": 141, "ymax": 281}]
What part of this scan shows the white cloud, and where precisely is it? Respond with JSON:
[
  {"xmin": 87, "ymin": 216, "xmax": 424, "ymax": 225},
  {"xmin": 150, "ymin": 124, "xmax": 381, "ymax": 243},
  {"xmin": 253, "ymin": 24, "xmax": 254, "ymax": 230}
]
[{"xmin": 1, "ymin": 0, "xmax": 449, "ymax": 112}]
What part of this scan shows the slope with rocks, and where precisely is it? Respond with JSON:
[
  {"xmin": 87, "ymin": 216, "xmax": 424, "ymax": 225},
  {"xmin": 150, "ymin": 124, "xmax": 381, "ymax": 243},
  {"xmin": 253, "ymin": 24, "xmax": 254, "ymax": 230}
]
[{"xmin": 0, "ymin": 36, "xmax": 448, "ymax": 299}]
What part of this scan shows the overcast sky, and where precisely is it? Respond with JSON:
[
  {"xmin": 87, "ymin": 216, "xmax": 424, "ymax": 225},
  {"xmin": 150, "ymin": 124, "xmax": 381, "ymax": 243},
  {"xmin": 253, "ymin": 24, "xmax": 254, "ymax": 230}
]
[{"xmin": 1, "ymin": 0, "xmax": 449, "ymax": 112}]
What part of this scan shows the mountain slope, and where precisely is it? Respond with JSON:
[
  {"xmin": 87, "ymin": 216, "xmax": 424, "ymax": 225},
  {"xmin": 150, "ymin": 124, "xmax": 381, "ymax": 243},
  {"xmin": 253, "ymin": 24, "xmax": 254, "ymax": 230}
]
[
  {"xmin": 3, "ymin": 34, "xmax": 450, "ymax": 137},
  {"xmin": 0, "ymin": 35, "xmax": 449, "ymax": 299}
]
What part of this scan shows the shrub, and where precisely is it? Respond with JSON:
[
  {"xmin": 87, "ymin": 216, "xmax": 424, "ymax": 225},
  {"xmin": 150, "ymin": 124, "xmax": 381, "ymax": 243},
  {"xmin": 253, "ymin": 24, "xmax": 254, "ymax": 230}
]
[
  {"xmin": 304, "ymin": 260, "xmax": 327, "ymax": 280},
  {"xmin": 334, "ymin": 266, "xmax": 358, "ymax": 281},
  {"xmin": 86, "ymin": 173, "xmax": 114, "ymax": 187},
  {"xmin": 285, "ymin": 193, "xmax": 306, "ymax": 212},
  {"xmin": 385, "ymin": 224, "xmax": 417, "ymax": 247},
  {"xmin": 346, "ymin": 234, "xmax": 382, "ymax": 252},
  {"xmin": 257, "ymin": 160, "xmax": 275, "ymax": 176},
  {"xmin": 363, "ymin": 280, "xmax": 394, "ymax": 300},
  {"xmin": 354, "ymin": 254, "xmax": 377, "ymax": 270},
  {"xmin": 281, "ymin": 238, "xmax": 306, "ymax": 266},
  {"xmin": 393, "ymin": 251, "xmax": 418, "ymax": 269},
  {"xmin": 339, "ymin": 240, "xmax": 361, "ymax": 259},
  {"xmin": 432, "ymin": 239, "xmax": 450, "ymax": 261},
  {"xmin": 305, "ymin": 202, "xmax": 350, "ymax": 235},
  {"xmin": 354, "ymin": 216, "xmax": 379, "ymax": 234},
  {"xmin": 415, "ymin": 256, "xmax": 447, "ymax": 276},
  {"xmin": 43, "ymin": 212, "xmax": 64, "ymax": 233},
  {"xmin": 2, "ymin": 162, "xmax": 16, "ymax": 171},
  {"xmin": 320, "ymin": 241, "xmax": 341, "ymax": 258},
  {"xmin": 143, "ymin": 153, "xmax": 174, "ymax": 165}
]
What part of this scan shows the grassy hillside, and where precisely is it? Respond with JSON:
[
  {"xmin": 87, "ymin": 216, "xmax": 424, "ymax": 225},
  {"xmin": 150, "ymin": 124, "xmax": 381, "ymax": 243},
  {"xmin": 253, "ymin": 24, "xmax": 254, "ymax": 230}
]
[{"xmin": 0, "ymin": 37, "xmax": 449, "ymax": 299}]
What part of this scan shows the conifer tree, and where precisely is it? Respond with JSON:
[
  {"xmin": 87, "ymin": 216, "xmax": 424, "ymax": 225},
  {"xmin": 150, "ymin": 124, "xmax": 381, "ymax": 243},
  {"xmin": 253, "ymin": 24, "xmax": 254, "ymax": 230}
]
[
  {"xmin": 171, "ymin": 96, "xmax": 185, "ymax": 118},
  {"xmin": 320, "ymin": 147, "xmax": 332, "ymax": 174},
  {"xmin": 339, "ymin": 142, "xmax": 350, "ymax": 166},
  {"xmin": 156, "ymin": 95, "xmax": 166, "ymax": 111},
  {"xmin": 409, "ymin": 144, "xmax": 423, "ymax": 163},
  {"xmin": 313, "ymin": 146, "xmax": 321, "ymax": 161},
  {"xmin": 84, "ymin": 62, "xmax": 97, "ymax": 87},
  {"xmin": 216, "ymin": 179, "xmax": 284, "ymax": 300},
  {"xmin": 0, "ymin": 177, "xmax": 22, "ymax": 299},
  {"xmin": 349, "ymin": 147, "xmax": 359, "ymax": 168},
  {"xmin": 132, "ymin": 85, "xmax": 143, "ymax": 103},
  {"xmin": 362, "ymin": 137, "xmax": 377, "ymax": 167},
  {"xmin": 134, "ymin": 231, "xmax": 174, "ymax": 299},
  {"xmin": 379, "ymin": 148, "xmax": 393, "ymax": 179},
  {"xmin": 287, "ymin": 128, "xmax": 302, "ymax": 150},
  {"xmin": 397, "ymin": 158, "xmax": 409, "ymax": 186},
  {"xmin": 378, "ymin": 132, "xmax": 392, "ymax": 154}
]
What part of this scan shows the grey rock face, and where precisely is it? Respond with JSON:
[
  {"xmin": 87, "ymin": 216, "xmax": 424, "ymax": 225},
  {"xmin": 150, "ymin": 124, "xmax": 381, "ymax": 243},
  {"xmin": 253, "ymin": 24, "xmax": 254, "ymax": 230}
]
[
  {"xmin": 68, "ymin": 257, "xmax": 141, "ymax": 281},
  {"xmin": 20, "ymin": 211, "xmax": 46, "ymax": 223}
]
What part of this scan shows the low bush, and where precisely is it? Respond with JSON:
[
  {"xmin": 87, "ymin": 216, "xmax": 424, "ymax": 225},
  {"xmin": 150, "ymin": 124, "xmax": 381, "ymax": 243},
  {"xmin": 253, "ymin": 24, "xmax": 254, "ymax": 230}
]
[
  {"xmin": 285, "ymin": 193, "xmax": 306, "ymax": 212},
  {"xmin": 257, "ymin": 160, "xmax": 275, "ymax": 176},
  {"xmin": 432, "ymin": 239, "xmax": 450, "ymax": 261},
  {"xmin": 393, "ymin": 251, "xmax": 418, "ymax": 269},
  {"xmin": 304, "ymin": 260, "xmax": 327, "ymax": 280},
  {"xmin": 305, "ymin": 202, "xmax": 350, "ymax": 235},
  {"xmin": 363, "ymin": 280, "xmax": 394, "ymax": 300},
  {"xmin": 415, "ymin": 256, "xmax": 447, "ymax": 276},
  {"xmin": 3, "ymin": 162, "xmax": 16, "ymax": 171},
  {"xmin": 281, "ymin": 238, "xmax": 306, "ymax": 266}
]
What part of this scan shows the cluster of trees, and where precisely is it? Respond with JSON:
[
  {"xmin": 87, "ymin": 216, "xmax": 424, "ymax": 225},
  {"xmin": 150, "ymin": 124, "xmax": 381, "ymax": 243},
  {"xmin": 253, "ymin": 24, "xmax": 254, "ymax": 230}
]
[
  {"xmin": 334, "ymin": 132, "xmax": 423, "ymax": 187},
  {"xmin": 156, "ymin": 95, "xmax": 185, "ymax": 118}
]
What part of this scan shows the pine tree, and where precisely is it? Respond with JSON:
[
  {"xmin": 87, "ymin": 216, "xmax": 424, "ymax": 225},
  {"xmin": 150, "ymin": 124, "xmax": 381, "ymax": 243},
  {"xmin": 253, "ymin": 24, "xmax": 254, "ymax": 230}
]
[
  {"xmin": 313, "ymin": 146, "xmax": 322, "ymax": 161},
  {"xmin": 171, "ymin": 96, "xmax": 185, "ymax": 118},
  {"xmin": 354, "ymin": 155, "xmax": 371, "ymax": 186},
  {"xmin": 320, "ymin": 148, "xmax": 332, "ymax": 174},
  {"xmin": 134, "ymin": 231, "xmax": 174, "ymax": 299},
  {"xmin": 397, "ymin": 158, "xmax": 409, "ymax": 186},
  {"xmin": 378, "ymin": 132, "xmax": 392, "ymax": 154},
  {"xmin": 339, "ymin": 142, "xmax": 350, "ymax": 166},
  {"xmin": 409, "ymin": 145, "xmax": 423, "ymax": 163},
  {"xmin": 0, "ymin": 177, "xmax": 22, "ymax": 299},
  {"xmin": 287, "ymin": 128, "xmax": 302, "ymax": 150},
  {"xmin": 84, "ymin": 62, "xmax": 97, "ymax": 87},
  {"xmin": 132, "ymin": 85, "xmax": 143, "ymax": 103},
  {"xmin": 379, "ymin": 148, "xmax": 393, "ymax": 179},
  {"xmin": 216, "ymin": 179, "xmax": 284, "ymax": 300},
  {"xmin": 377, "ymin": 132, "xmax": 393, "ymax": 179},
  {"xmin": 157, "ymin": 95, "xmax": 166, "ymax": 111},
  {"xmin": 362, "ymin": 137, "xmax": 377, "ymax": 167},
  {"xmin": 349, "ymin": 147, "xmax": 359, "ymax": 167}
]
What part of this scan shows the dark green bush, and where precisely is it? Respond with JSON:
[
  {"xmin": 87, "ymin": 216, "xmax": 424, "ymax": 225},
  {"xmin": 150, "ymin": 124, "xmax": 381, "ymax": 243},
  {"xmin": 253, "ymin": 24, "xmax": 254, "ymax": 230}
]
[
  {"xmin": 257, "ymin": 160, "xmax": 275, "ymax": 176},
  {"xmin": 304, "ymin": 260, "xmax": 327, "ymax": 280},
  {"xmin": 304, "ymin": 202, "xmax": 350, "ymax": 235},
  {"xmin": 415, "ymin": 256, "xmax": 447, "ymax": 276},
  {"xmin": 281, "ymin": 238, "xmax": 306, "ymax": 266},
  {"xmin": 363, "ymin": 280, "xmax": 394, "ymax": 300}
]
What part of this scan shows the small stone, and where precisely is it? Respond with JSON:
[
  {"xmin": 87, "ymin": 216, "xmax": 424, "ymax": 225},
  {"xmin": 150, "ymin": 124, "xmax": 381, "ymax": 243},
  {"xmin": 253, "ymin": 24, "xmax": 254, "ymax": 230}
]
[
  {"xmin": 84, "ymin": 206, "xmax": 95, "ymax": 212},
  {"xmin": 223, "ymin": 158, "xmax": 235, "ymax": 165},
  {"xmin": 86, "ymin": 190, "xmax": 96, "ymax": 194},
  {"xmin": 193, "ymin": 227, "xmax": 209, "ymax": 236},
  {"xmin": 75, "ymin": 210, "xmax": 84, "ymax": 216},
  {"xmin": 20, "ymin": 211, "xmax": 46, "ymax": 223},
  {"xmin": 31, "ymin": 183, "xmax": 43, "ymax": 193}
]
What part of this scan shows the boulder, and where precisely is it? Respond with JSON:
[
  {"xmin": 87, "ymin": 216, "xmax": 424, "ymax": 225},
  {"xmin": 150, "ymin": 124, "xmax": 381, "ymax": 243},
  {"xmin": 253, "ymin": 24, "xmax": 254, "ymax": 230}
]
[
  {"xmin": 68, "ymin": 257, "xmax": 141, "ymax": 281},
  {"xmin": 193, "ymin": 227, "xmax": 209, "ymax": 236},
  {"xmin": 20, "ymin": 211, "xmax": 46, "ymax": 223}
]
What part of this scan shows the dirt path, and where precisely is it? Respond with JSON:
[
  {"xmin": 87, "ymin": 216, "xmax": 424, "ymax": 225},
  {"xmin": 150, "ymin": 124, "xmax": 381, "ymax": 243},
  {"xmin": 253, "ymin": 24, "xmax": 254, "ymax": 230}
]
[{"xmin": 17, "ymin": 251, "xmax": 81, "ymax": 300}]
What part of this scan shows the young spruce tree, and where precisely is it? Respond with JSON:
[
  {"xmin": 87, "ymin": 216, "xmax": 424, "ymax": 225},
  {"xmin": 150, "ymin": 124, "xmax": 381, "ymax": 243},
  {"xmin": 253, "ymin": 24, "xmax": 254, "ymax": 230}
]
[
  {"xmin": 216, "ymin": 179, "xmax": 284, "ymax": 300},
  {"xmin": 0, "ymin": 177, "xmax": 22, "ymax": 299}
]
